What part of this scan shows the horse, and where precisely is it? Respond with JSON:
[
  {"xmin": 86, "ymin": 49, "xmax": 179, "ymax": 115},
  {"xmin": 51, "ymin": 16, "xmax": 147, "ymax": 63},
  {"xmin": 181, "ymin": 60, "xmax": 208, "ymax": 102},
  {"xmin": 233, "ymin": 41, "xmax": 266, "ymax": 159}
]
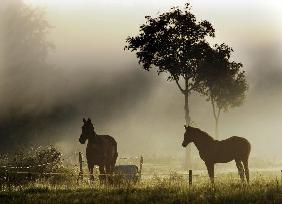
[
  {"xmin": 182, "ymin": 126, "xmax": 251, "ymax": 183},
  {"xmin": 79, "ymin": 118, "xmax": 118, "ymax": 182}
]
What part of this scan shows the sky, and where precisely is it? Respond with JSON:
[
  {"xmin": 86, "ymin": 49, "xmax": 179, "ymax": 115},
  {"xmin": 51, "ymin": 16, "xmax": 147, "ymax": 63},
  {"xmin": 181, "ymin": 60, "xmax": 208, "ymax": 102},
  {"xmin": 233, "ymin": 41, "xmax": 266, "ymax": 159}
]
[
  {"xmin": 1, "ymin": 0, "xmax": 282, "ymax": 167},
  {"xmin": 21, "ymin": 0, "xmax": 282, "ymax": 84}
]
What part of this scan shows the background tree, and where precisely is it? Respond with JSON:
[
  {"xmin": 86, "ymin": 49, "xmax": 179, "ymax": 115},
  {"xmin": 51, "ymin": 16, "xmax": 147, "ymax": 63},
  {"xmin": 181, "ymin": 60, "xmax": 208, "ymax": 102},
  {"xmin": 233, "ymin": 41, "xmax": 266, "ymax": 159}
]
[
  {"xmin": 125, "ymin": 3, "xmax": 215, "ymax": 168},
  {"xmin": 199, "ymin": 44, "xmax": 248, "ymax": 139},
  {"xmin": 1, "ymin": 0, "xmax": 52, "ymax": 73},
  {"xmin": 0, "ymin": 0, "xmax": 53, "ymax": 152}
]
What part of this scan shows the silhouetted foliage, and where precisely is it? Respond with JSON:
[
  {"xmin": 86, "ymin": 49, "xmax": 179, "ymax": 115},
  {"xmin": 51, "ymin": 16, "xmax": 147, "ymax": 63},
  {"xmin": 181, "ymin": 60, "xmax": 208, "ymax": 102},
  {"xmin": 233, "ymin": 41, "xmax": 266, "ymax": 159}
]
[{"xmin": 198, "ymin": 44, "xmax": 248, "ymax": 138}]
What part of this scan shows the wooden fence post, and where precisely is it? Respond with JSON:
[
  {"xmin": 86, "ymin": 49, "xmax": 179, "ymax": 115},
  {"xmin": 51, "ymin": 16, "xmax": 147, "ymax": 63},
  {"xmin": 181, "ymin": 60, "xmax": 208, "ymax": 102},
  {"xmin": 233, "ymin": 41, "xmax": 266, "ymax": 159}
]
[
  {"xmin": 138, "ymin": 155, "xmax": 143, "ymax": 181},
  {"xmin": 77, "ymin": 152, "xmax": 83, "ymax": 183},
  {"xmin": 5, "ymin": 170, "xmax": 9, "ymax": 183},
  {"xmin": 189, "ymin": 170, "xmax": 192, "ymax": 186}
]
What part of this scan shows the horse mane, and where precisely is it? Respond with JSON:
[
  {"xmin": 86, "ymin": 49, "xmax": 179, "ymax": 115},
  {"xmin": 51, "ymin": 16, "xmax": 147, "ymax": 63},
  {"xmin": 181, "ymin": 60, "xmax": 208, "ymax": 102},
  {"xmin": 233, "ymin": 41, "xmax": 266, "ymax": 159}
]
[
  {"xmin": 193, "ymin": 127, "xmax": 215, "ymax": 142},
  {"xmin": 87, "ymin": 127, "xmax": 99, "ymax": 142}
]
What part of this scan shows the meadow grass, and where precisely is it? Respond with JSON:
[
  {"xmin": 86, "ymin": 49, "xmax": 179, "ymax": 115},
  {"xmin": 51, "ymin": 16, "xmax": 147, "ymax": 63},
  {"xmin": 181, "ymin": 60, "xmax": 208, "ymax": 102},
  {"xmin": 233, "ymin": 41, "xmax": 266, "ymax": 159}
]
[{"xmin": 0, "ymin": 173, "xmax": 282, "ymax": 204}]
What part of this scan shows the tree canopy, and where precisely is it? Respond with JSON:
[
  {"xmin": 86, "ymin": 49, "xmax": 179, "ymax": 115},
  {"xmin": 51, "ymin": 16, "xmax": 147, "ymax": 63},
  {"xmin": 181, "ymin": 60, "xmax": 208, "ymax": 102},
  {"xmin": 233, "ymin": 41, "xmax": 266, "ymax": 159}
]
[
  {"xmin": 125, "ymin": 3, "xmax": 215, "ymax": 93},
  {"xmin": 198, "ymin": 43, "xmax": 248, "ymax": 137},
  {"xmin": 199, "ymin": 44, "xmax": 248, "ymax": 111},
  {"xmin": 1, "ymin": 1, "xmax": 52, "ymax": 72}
]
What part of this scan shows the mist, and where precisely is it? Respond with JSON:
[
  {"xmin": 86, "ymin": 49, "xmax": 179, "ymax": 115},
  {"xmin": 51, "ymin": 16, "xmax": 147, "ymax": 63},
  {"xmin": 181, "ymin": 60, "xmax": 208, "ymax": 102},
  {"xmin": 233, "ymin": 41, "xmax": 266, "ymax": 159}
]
[{"xmin": 0, "ymin": 0, "xmax": 282, "ymax": 168}]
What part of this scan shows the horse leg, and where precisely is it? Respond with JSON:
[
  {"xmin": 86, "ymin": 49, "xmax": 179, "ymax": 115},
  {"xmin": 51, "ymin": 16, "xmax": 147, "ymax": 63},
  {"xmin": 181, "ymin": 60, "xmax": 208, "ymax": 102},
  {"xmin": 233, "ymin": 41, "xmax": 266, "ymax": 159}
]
[
  {"xmin": 110, "ymin": 158, "xmax": 117, "ymax": 185},
  {"xmin": 99, "ymin": 165, "xmax": 106, "ymax": 184},
  {"xmin": 105, "ymin": 163, "xmax": 112, "ymax": 184},
  {"xmin": 110, "ymin": 156, "xmax": 117, "ymax": 174},
  {"xmin": 242, "ymin": 159, "xmax": 249, "ymax": 183},
  {"xmin": 88, "ymin": 163, "xmax": 94, "ymax": 181},
  {"xmin": 205, "ymin": 162, "xmax": 214, "ymax": 183},
  {"xmin": 235, "ymin": 160, "xmax": 245, "ymax": 182}
]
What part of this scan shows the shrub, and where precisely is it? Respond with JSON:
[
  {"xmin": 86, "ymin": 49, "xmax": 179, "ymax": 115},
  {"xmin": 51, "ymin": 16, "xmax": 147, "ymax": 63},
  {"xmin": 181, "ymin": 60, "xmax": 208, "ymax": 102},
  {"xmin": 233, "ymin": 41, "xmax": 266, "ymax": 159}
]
[{"xmin": 0, "ymin": 145, "xmax": 74, "ymax": 185}]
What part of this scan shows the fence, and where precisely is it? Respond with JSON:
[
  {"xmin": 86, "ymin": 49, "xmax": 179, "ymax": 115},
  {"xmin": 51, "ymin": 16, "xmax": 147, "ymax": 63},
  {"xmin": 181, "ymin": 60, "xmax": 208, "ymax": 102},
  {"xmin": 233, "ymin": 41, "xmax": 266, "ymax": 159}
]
[
  {"xmin": 0, "ymin": 152, "xmax": 196, "ymax": 185},
  {"xmin": 1, "ymin": 152, "xmax": 281, "ymax": 186}
]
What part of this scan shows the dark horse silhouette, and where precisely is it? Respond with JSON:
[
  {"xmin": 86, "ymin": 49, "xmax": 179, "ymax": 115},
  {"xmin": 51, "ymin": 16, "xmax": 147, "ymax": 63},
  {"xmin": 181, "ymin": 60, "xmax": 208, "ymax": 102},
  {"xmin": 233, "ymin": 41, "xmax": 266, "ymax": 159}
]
[
  {"xmin": 182, "ymin": 126, "xmax": 251, "ymax": 183},
  {"xmin": 79, "ymin": 118, "xmax": 118, "ymax": 182}
]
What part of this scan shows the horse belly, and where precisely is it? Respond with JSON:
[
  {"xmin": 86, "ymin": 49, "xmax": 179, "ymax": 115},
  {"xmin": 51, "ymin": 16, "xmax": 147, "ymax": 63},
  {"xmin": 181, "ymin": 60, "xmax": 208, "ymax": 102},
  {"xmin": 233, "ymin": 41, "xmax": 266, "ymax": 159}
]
[
  {"xmin": 213, "ymin": 146, "xmax": 235, "ymax": 163},
  {"xmin": 86, "ymin": 147, "xmax": 106, "ymax": 165},
  {"xmin": 86, "ymin": 146, "xmax": 116, "ymax": 166},
  {"xmin": 215, "ymin": 155, "xmax": 234, "ymax": 163}
]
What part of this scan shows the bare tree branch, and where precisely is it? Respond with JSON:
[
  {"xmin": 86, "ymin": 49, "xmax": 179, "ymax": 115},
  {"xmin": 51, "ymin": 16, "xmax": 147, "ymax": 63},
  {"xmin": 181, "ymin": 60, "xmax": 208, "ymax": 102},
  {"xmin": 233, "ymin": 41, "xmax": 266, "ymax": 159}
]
[
  {"xmin": 211, "ymin": 97, "xmax": 217, "ymax": 120},
  {"xmin": 217, "ymin": 107, "xmax": 221, "ymax": 120},
  {"xmin": 188, "ymin": 82, "xmax": 200, "ymax": 92},
  {"xmin": 175, "ymin": 79, "xmax": 185, "ymax": 94}
]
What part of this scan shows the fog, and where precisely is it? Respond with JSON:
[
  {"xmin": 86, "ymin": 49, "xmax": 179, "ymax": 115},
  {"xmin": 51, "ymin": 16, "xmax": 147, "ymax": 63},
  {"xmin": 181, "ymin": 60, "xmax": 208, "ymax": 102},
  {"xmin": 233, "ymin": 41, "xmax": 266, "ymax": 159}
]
[{"xmin": 1, "ymin": 0, "xmax": 282, "ymax": 167}]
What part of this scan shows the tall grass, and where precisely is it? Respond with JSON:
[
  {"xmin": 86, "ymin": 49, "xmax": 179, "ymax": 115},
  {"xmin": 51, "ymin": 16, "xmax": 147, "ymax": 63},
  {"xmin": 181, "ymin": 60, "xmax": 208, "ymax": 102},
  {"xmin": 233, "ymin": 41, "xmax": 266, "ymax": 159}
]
[{"xmin": 0, "ymin": 173, "xmax": 282, "ymax": 204}]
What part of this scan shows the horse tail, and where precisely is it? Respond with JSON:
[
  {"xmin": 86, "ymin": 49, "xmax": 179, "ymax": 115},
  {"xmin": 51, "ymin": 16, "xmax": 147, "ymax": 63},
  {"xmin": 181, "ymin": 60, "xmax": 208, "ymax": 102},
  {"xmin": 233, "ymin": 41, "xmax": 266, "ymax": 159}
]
[
  {"xmin": 110, "ymin": 138, "xmax": 118, "ymax": 160},
  {"xmin": 243, "ymin": 138, "xmax": 251, "ymax": 160},
  {"xmin": 114, "ymin": 152, "xmax": 118, "ymax": 159},
  {"xmin": 111, "ymin": 142, "xmax": 118, "ymax": 170},
  {"xmin": 113, "ymin": 144, "xmax": 118, "ymax": 159},
  {"xmin": 246, "ymin": 139, "xmax": 251, "ymax": 155}
]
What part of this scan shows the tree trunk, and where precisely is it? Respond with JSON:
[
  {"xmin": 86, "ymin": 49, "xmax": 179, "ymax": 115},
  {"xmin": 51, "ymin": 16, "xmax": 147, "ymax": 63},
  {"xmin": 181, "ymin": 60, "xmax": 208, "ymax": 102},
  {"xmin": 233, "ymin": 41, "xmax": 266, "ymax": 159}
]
[
  {"xmin": 175, "ymin": 77, "xmax": 192, "ymax": 170},
  {"xmin": 184, "ymin": 85, "xmax": 192, "ymax": 170},
  {"xmin": 211, "ymin": 98, "xmax": 221, "ymax": 139},
  {"xmin": 215, "ymin": 117, "xmax": 219, "ymax": 140},
  {"xmin": 184, "ymin": 92, "xmax": 190, "ymax": 125}
]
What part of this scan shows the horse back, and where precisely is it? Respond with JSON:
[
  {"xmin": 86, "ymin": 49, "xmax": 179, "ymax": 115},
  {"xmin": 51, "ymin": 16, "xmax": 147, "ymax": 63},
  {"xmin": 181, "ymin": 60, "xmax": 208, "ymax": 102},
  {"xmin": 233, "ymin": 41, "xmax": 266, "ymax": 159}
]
[
  {"xmin": 212, "ymin": 136, "xmax": 251, "ymax": 163},
  {"xmin": 219, "ymin": 136, "xmax": 250, "ymax": 150},
  {"xmin": 94, "ymin": 134, "xmax": 117, "ymax": 154},
  {"xmin": 86, "ymin": 134, "xmax": 118, "ymax": 165}
]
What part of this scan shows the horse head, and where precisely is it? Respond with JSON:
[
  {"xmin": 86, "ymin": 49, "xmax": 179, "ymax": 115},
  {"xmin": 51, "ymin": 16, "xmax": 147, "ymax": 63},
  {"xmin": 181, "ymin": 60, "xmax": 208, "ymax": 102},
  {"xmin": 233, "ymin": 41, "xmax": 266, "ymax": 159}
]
[
  {"xmin": 79, "ymin": 118, "xmax": 95, "ymax": 144},
  {"xmin": 182, "ymin": 125, "xmax": 194, "ymax": 147}
]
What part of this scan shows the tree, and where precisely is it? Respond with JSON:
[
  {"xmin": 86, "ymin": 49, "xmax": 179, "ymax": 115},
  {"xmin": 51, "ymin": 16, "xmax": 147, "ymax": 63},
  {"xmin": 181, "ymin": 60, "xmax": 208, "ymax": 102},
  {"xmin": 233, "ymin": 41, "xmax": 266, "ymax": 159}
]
[
  {"xmin": 199, "ymin": 44, "xmax": 248, "ymax": 139},
  {"xmin": 0, "ymin": 0, "xmax": 53, "ymax": 152},
  {"xmin": 125, "ymin": 3, "xmax": 215, "ymax": 168},
  {"xmin": 1, "ymin": 0, "xmax": 52, "ymax": 73}
]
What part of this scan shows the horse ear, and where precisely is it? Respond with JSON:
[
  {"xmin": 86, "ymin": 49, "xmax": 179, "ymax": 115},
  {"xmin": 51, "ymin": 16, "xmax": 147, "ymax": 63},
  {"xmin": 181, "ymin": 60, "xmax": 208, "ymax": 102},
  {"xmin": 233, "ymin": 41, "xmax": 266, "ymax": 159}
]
[
  {"xmin": 87, "ymin": 118, "xmax": 91, "ymax": 122},
  {"xmin": 83, "ymin": 118, "xmax": 86, "ymax": 123}
]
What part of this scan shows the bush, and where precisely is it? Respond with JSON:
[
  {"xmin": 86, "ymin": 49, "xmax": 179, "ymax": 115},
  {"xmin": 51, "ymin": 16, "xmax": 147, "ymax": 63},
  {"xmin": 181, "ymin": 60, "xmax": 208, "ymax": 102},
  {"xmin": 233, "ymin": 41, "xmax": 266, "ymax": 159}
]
[{"xmin": 0, "ymin": 145, "xmax": 74, "ymax": 185}]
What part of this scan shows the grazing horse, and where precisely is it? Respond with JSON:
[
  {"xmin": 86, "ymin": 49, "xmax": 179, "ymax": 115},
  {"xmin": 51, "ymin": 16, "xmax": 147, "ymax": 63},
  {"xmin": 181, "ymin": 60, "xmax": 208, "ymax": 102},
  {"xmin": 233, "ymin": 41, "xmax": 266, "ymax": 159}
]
[
  {"xmin": 182, "ymin": 126, "xmax": 251, "ymax": 183},
  {"xmin": 79, "ymin": 118, "xmax": 118, "ymax": 182}
]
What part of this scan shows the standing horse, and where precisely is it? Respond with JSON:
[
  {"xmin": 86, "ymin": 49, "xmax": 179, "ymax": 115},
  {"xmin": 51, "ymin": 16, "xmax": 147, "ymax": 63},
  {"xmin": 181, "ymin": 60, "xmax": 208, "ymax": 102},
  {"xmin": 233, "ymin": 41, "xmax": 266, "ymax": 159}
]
[
  {"xmin": 79, "ymin": 118, "xmax": 118, "ymax": 182},
  {"xmin": 182, "ymin": 126, "xmax": 251, "ymax": 183}
]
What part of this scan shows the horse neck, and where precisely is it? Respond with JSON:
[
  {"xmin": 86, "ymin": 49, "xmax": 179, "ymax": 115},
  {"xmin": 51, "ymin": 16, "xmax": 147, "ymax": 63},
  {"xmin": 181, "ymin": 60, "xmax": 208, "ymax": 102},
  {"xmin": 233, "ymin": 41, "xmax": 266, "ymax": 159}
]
[
  {"xmin": 192, "ymin": 131, "xmax": 214, "ymax": 153},
  {"xmin": 87, "ymin": 131, "xmax": 97, "ymax": 143}
]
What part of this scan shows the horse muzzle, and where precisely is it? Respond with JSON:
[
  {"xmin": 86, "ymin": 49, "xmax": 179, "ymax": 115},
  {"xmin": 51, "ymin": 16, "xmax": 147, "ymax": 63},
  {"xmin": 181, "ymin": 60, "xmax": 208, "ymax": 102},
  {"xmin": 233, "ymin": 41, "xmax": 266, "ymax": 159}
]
[{"xmin": 79, "ymin": 137, "xmax": 85, "ymax": 144}]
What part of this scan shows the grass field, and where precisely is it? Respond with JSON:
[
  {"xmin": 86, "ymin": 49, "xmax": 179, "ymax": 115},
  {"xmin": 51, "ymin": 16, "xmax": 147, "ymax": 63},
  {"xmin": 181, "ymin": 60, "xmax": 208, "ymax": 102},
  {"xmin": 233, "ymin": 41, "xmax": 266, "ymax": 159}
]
[{"xmin": 1, "ymin": 172, "xmax": 282, "ymax": 204}]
